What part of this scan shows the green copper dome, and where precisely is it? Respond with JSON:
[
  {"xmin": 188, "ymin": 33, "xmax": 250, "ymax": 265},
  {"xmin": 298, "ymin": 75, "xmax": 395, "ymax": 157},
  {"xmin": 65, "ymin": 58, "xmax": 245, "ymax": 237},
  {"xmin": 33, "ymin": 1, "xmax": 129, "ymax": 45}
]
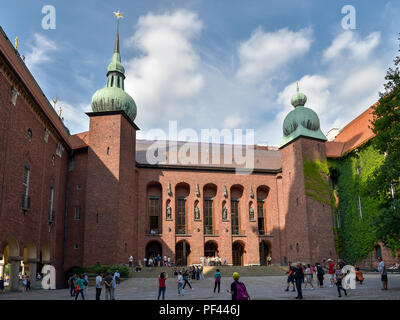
[
  {"xmin": 91, "ymin": 19, "xmax": 137, "ymax": 122},
  {"xmin": 280, "ymin": 83, "xmax": 326, "ymax": 148}
]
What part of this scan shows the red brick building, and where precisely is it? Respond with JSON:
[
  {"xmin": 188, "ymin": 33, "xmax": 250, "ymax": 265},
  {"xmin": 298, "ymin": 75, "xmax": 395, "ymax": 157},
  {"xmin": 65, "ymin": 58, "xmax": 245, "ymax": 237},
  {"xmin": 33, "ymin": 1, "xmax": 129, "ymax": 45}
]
[{"xmin": 0, "ymin": 24, "xmax": 396, "ymax": 290}]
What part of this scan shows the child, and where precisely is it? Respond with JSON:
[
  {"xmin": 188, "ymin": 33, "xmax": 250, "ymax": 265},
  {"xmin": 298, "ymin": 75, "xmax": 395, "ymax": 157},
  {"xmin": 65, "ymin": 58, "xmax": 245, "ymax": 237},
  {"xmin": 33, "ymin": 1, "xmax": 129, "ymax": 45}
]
[
  {"xmin": 335, "ymin": 264, "xmax": 347, "ymax": 298},
  {"xmin": 355, "ymin": 267, "xmax": 364, "ymax": 285}
]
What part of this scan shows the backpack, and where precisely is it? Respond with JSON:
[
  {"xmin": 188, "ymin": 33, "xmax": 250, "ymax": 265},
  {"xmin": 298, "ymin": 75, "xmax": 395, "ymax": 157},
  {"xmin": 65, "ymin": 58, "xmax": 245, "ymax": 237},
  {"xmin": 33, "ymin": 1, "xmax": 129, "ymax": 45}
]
[
  {"xmin": 84, "ymin": 278, "xmax": 88, "ymax": 286},
  {"xmin": 215, "ymin": 274, "xmax": 221, "ymax": 283},
  {"xmin": 235, "ymin": 282, "xmax": 249, "ymax": 300}
]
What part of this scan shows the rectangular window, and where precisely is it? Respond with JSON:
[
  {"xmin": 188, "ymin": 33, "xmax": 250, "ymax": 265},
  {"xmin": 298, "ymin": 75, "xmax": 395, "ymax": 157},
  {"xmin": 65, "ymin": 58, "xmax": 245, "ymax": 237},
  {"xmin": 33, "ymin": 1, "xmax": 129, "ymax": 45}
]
[
  {"xmin": 21, "ymin": 165, "xmax": 30, "ymax": 209},
  {"xmin": 48, "ymin": 186, "xmax": 54, "ymax": 222},
  {"xmin": 231, "ymin": 199, "xmax": 239, "ymax": 235},
  {"xmin": 148, "ymin": 197, "xmax": 160, "ymax": 234},
  {"xmin": 74, "ymin": 206, "xmax": 81, "ymax": 220},
  {"xmin": 204, "ymin": 199, "xmax": 213, "ymax": 235},
  {"xmin": 257, "ymin": 200, "xmax": 265, "ymax": 235},
  {"xmin": 176, "ymin": 198, "xmax": 186, "ymax": 235}
]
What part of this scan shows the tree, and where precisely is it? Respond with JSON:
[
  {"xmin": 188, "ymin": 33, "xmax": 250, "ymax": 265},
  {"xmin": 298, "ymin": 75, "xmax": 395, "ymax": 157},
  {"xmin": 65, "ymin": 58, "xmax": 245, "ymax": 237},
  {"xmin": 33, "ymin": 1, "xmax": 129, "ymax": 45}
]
[{"xmin": 369, "ymin": 35, "xmax": 400, "ymax": 253}]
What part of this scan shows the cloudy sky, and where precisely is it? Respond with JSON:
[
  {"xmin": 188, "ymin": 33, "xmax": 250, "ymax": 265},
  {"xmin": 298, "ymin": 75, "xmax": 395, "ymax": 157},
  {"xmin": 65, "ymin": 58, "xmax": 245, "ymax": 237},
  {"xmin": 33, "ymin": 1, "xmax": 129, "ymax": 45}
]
[{"xmin": 1, "ymin": 0, "xmax": 400, "ymax": 146}]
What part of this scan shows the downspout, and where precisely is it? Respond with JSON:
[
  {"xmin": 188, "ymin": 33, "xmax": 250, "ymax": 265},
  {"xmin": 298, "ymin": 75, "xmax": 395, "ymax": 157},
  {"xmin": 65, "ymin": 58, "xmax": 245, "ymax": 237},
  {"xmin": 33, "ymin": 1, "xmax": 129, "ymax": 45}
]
[{"xmin": 61, "ymin": 150, "xmax": 73, "ymax": 288}]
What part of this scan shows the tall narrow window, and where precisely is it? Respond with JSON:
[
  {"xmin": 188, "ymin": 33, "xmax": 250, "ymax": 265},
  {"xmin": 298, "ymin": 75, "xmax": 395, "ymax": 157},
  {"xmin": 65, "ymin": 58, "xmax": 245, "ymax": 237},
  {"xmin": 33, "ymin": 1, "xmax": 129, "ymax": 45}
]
[
  {"xmin": 149, "ymin": 196, "xmax": 160, "ymax": 234},
  {"xmin": 231, "ymin": 199, "xmax": 239, "ymax": 235},
  {"xmin": 176, "ymin": 198, "xmax": 186, "ymax": 235},
  {"xmin": 257, "ymin": 200, "xmax": 265, "ymax": 235},
  {"xmin": 48, "ymin": 186, "xmax": 54, "ymax": 222},
  {"xmin": 74, "ymin": 206, "xmax": 81, "ymax": 220},
  {"xmin": 204, "ymin": 198, "xmax": 213, "ymax": 235},
  {"xmin": 21, "ymin": 164, "xmax": 30, "ymax": 210}
]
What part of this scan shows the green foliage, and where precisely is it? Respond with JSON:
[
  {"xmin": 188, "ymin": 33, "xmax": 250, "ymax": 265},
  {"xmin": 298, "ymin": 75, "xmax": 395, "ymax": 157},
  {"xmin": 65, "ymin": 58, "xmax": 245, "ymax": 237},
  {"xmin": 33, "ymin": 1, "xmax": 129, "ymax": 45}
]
[
  {"xmin": 87, "ymin": 263, "xmax": 130, "ymax": 277},
  {"xmin": 303, "ymin": 157, "xmax": 331, "ymax": 206},
  {"xmin": 369, "ymin": 86, "xmax": 400, "ymax": 252},
  {"xmin": 329, "ymin": 142, "xmax": 385, "ymax": 264}
]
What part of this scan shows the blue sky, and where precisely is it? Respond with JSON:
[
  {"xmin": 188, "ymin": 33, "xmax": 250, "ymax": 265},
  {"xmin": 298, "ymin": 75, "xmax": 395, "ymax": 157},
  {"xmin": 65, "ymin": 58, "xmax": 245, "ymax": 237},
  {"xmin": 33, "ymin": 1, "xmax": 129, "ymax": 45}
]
[{"xmin": 1, "ymin": 0, "xmax": 400, "ymax": 145}]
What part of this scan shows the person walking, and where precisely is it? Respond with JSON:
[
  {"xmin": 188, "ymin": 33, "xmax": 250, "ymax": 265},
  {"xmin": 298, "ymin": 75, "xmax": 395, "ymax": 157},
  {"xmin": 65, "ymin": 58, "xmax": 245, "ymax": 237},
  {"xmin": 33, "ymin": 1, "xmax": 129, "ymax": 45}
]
[
  {"xmin": 177, "ymin": 271, "xmax": 184, "ymax": 296},
  {"xmin": 316, "ymin": 263, "xmax": 325, "ymax": 287},
  {"xmin": 293, "ymin": 262, "xmax": 304, "ymax": 299},
  {"xmin": 285, "ymin": 264, "xmax": 296, "ymax": 292},
  {"xmin": 95, "ymin": 272, "xmax": 103, "ymax": 300},
  {"xmin": 327, "ymin": 259, "xmax": 335, "ymax": 287},
  {"xmin": 69, "ymin": 274, "xmax": 76, "ymax": 297},
  {"xmin": 157, "ymin": 272, "xmax": 168, "ymax": 300},
  {"xmin": 182, "ymin": 270, "xmax": 193, "ymax": 290},
  {"xmin": 214, "ymin": 269, "xmax": 222, "ymax": 294},
  {"xmin": 226, "ymin": 272, "xmax": 250, "ymax": 300},
  {"xmin": 129, "ymin": 256, "xmax": 133, "ymax": 268},
  {"xmin": 200, "ymin": 265, "xmax": 205, "ymax": 280},
  {"xmin": 26, "ymin": 276, "xmax": 31, "ymax": 291},
  {"xmin": 304, "ymin": 264, "xmax": 314, "ymax": 290},
  {"xmin": 378, "ymin": 257, "xmax": 388, "ymax": 290},
  {"xmin": 335, "ymin": 264, "xmax": 347, "ymax": 298},
  {"xmin": 104, "ymin": 273, "xmax": 113, "ymax": 300},
  {"xmin": 0, "ymin": 276, "xmax": 4, "ymax": 294},
  {"xmin": 74, "ymin": 274, "xmax": 86, "ymax": 300}
]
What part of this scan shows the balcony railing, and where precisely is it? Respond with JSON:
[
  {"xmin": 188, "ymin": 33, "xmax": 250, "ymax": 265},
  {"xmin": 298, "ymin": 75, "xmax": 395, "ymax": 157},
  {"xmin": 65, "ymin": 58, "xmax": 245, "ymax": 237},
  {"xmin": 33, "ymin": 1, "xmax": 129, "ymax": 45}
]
[
  {"xmin": 21, "ymin": 195, "xmax": 30, "ymax": 212},
  {"xmin": 232, "ymin": 226, "xmax": 240, "ymax": 235}
]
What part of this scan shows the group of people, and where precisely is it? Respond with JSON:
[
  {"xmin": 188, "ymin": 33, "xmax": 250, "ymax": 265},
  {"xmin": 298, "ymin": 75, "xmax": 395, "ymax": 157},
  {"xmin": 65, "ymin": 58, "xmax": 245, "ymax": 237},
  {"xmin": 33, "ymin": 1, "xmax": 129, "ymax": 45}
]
[
  {"xmin": 68, "ymin": 270, "xmax": 121, "ymax": 300},
  {"xmin": 285, "ymin": 257, "xmax": 389, "ymax": 299},
  {"xmin": 157, "ymin": 268, "xmax": 250, "ymax": 300},
  {"xmin": 141, "ymin": 255, "xmax": 172, "ymax": 268}
]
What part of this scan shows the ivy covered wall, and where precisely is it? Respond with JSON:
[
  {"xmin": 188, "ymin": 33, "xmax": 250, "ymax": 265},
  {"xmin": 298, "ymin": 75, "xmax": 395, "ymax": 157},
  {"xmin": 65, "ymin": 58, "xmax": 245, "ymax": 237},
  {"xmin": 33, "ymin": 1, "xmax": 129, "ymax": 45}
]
[{"xmin": 328, "ymin": 141, "xmax": 384, "ymax": 264}]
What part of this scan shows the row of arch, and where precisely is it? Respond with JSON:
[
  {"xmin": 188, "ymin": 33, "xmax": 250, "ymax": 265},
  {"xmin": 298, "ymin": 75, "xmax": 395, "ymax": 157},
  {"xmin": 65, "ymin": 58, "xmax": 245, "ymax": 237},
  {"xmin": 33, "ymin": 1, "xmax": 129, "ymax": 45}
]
[
  {"xmin": 144, "ymin": 239, "xmax": 271, "ymax": 266},
  {"xmin": 0, "ymin": 237, "xmax": 51, "ymax": 291},
  {"xmin": 146, "ymin": 182, "xmax": 270, "ymax": 235}
]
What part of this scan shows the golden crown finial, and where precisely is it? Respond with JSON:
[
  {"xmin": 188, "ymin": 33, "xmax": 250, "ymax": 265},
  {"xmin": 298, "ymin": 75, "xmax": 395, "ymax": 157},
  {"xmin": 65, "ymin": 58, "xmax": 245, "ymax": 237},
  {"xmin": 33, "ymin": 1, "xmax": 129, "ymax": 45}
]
[
  {"xmin": 14, "ymin": 36, "xmax": 19, "ymax": 50},
  {"xmin": 113, "ymin": 11, "xmax": 123, "ymax": 19}
]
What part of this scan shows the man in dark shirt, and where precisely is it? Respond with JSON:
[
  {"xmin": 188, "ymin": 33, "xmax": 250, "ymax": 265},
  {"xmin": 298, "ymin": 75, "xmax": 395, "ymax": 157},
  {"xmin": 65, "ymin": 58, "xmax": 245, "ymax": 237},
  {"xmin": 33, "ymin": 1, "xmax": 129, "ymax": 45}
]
[
  {"xmin": 294, "ymin": 262, "xmax": 304, "ymax": 299},
  {"xmin": 104, "ymin": 273, "xmax": 114, "ymax": 300}
]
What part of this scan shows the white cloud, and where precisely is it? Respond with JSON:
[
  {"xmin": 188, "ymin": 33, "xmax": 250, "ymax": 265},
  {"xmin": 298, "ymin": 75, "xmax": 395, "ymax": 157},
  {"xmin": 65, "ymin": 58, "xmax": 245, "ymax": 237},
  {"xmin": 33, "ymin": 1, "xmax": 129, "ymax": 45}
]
[
  {"xmin": 124, "ymin": 9, "xmax": 204, "ymax": 128},
  {"xmin": 56, "ymin": 100, "xmax": 91, "ymax": 134},
  {"xmin": 323, "ymin": 31, "xmax": 380, "ymax": 61},
  {"xmin": 236, "ymin": 27, "xmax": 313, "ymax": 83},
  {"xmin": 267, "ymin": 30, "xmax": 385, "ymax": 145},
  {"xmin": 25, "ymin": 33, "xmax": 57, "ymax": 71}
]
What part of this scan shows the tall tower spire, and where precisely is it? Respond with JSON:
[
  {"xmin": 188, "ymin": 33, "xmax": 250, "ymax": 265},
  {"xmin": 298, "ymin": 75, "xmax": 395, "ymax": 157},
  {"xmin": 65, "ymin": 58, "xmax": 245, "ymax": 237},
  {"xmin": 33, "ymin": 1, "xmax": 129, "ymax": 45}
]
[
  {"xmin": 113, "ymin": 11, "xmax": 123, "ymax": 53},
  {"xmin": 91, "ymin": 10, "xmax": 137, "ymax": 122}
]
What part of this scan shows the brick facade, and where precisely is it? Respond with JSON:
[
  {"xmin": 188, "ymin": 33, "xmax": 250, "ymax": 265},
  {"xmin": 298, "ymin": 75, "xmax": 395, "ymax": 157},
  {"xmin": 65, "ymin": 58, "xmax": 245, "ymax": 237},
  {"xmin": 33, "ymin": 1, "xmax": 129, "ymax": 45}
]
[{"xmin": 1, "ymin": 26, "xmax": 398, "ymax": 290}]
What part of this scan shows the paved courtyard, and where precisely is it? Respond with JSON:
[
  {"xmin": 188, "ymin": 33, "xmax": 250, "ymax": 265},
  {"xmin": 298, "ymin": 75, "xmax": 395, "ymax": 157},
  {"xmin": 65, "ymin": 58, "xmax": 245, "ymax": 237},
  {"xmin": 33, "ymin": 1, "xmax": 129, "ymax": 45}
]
[{"xmin": 1, "ymin": 274, "xmax": 399, "ymax": 300}]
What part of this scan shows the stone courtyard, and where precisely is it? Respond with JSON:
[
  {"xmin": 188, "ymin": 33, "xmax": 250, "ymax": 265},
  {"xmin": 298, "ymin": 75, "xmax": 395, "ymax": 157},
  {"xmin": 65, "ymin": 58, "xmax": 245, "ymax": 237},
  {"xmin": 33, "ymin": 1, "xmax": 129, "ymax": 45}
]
[{"xmin": 1, "ymin": 273, "xmax": 399, "ymax": 300}]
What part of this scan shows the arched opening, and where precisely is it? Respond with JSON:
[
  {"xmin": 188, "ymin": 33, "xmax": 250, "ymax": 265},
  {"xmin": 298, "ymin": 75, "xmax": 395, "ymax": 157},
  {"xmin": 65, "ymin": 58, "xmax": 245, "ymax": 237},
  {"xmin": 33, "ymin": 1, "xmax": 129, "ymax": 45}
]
[
  {"xmin": 1, "ymin": 238, "xmax": 20, "ymax": 291},
  {"xmin": 175, "ymin": 183, "xmax": 190, "ymax": 235},
  {"xmin": 375, "ymin": 244, "xmax": 382, "ymax": 260},
  {"xmin": 145, "ymin": 241, "xmax": 162, "ymax": 263},
  {"xmin": 203, "ymin": 184, "xmax": 217, "ymax": 234},
  {"xmin": 204, "ymin": 241, "xmax": 218, "ymax": 258},
  {"xmin": 230, "ymin": 185, "xmax": 243, "ymax": 235},
  {"xmin": 23, "ymin": 242, "xmax": 37, "ymax": 280},
  {"xmin": 175, "ymin": 240, "xmax": 191, "ymax": 266},
  {"xmin": 259, "ymin": 240, "xmax": 271, "ymax": 266},
  {"xmin": 232, "ymin": 241, "xmax": 244, "ymax": 266},
  {"xmin": 147, "ymin": 182, "xmax": 162, "ymax": 234},
  {"xmin": 256, "ymin": 186, "xmax": 269, "ymax": 235}
]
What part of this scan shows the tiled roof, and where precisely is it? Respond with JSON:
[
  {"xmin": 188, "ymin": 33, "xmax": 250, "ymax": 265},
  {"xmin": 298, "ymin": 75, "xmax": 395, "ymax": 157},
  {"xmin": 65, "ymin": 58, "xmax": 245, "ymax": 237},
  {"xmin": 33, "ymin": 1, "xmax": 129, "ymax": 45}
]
[{"xmin": 326, "ymin": 104, "xmax": 377, "ymax": 157}]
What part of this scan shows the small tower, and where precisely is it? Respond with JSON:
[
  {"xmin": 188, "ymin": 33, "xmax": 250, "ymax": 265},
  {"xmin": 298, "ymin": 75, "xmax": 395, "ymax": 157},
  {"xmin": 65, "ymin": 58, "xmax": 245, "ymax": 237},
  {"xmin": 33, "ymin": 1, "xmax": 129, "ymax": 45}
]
[
  {"xmin": 83, "ymin": 13, "xmax": 139, "ymax": 267},
  {"xmin": 279, "ymin": 84, "xmax": 336, "ymax": 263}
]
